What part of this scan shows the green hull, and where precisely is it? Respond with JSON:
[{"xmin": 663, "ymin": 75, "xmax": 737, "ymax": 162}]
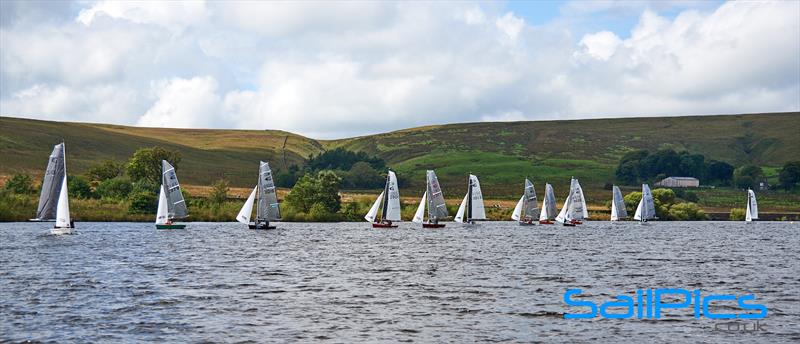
[{"xmin": 156, "ymin": 224, "xmax": 186, "ymax": 230}]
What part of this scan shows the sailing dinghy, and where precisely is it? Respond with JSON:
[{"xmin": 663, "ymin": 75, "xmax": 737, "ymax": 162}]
[
  {"xmin": 555, "ymin": 178, "xmax": 588, "ymax": 226},
  {"xmin": 155, "ymin": 160, "xmax": 188, "ymax": 229},
  {"xmin": 633, "ymin": 184, "xmax": 656, "ymax": 224},
  {"xmin": 454, "ymin": 174, "xmax": 486, "ymax": 226},
  {"xmin": 538, "ymin": 183, "xmax": 557, "ymax": 224},
  {"xmin": 411, "ymin": 170, "xmax": 449, "ymax": 228},
  {"xmin": 745, "ymin": 188, "xmax": 758, "ymax": 223},
  {"xmin": 511, "ymin": 178, "xmax": 540, "ymax": 225},
  {"xmin": 365, "ymin": 170, "xmax": 401, "ymax": 228},
  {"xmin": 32, "ymin": 142, "xmax": 74, "ymax": 234},
  {"xmin": 610, "ymin": 185, "xmax": 628, "ymax": 223},
  {"xmin": 236, "ymin": 161, "xmax": 281, "ymax": 229}
]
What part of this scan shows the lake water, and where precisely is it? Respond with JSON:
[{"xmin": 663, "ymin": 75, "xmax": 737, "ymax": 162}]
[{"xmin": 1, "ymin": 221, "xmax": 798, "ymax": 343}]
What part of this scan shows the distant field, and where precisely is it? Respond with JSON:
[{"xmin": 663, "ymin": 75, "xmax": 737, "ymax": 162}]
[{"xmin": 2, "ymin": 112, "xmax": 799, "ymax": 209}]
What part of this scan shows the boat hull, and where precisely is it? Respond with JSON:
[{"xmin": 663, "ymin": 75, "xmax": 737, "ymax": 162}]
[
  {"xmin": 518, "ymin": 220, "xmax": 536, "ymax": 226},
  {"xmin": 50, "ymin": 226, "xmax": 74, "ymax": 235},
  {"xmin": 249, "ymin": 224, "xmax": 277, "ymax": 230},
  {"xmin": 539, "ymin": 220, "xmax": 554, "ymax": 225},
  {"xmin": 372, "ymin": 223, "xmax": 399, "ymax": 228},
  {"xmin": 156, "ymin": 224, "xmax": 186, "ymax": 230},
  {"xmin": 422, "ymin": 223, "xmax": 446, "ymax": 228},
  {"xmin": 561, "ymin": 222, "xmax": 576, "ymax": 227}
]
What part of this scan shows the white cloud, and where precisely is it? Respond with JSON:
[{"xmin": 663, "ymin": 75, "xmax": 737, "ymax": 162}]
[
  {"xmin": 137, "ymin": 76, "xmax": 221, "ymax": 128},
  {"xmin": 1, "ymin": 1, "xmax": 798, "ymax": 138}
]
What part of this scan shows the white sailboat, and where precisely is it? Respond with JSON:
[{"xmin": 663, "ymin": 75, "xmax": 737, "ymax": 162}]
[
  {"xmin": 555, "ymin": 178, "xmax": 588, "ymax": 226},
  {"xmin": 155, "ymin": 160, "xmax": 188, "ymax": 229},
  {"xmin": 236, "ymin": 161, "xmax": 281, "ymax": 229},
  {"xmin": 538, "ymin": 183, "xmax": 557, "ymax": 224},
  {"xmin": 366, "ymin": 170, "xmax": 402, "ymax": 228},
  {"xmin": 454, "ymin": 174, "xmax": 486, "ymax": 225},
  {"xmin": 745, "ymin": 188, "xmax": 758, "ymax": 223},
  {"xmin": 511, "ymin": 178, "xmax": 539, "ymax": 225},
  {"xmin": 33, "ymin": 142, "xmax": 74, "ymax": 234},
  {"xmin": 412, "ymin": 170, "xmax": 449, "ymax": 228},
  {"xmin": 610, "ymin": 185, "xmax": 628, "ymax": 222},
  {"xmin": 633, "ymin": 184, "xmax": 656, "ymax": 224}
]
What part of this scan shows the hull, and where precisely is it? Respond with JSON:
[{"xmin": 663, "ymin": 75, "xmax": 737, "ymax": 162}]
[
  {"xmin": 372, "ymin": 222, "xmax": 399, "ymax": 228},
  {"xmin": 50, "ymin": 226, "xmax": 74, "ymax": 235},
  {"xmin": 461, "ymin": 221, "xmax": 480, "ymax": 227},
  {"xmin": 249, "ymin": 223, "xmax": 277, "ymax": 230},
  {"xmin": 422, "ymin": 223, "xmax": 446, "ymax": 228},
  {"xmin": 539, "ymin": 220, "xmax": 554, "ymax": 225},
  {"xmin": 518, "ymin": 220, "xmax": 536, "ymax": 226},
  {"xmin": 561, "ymin": 222, "xmax": 576, "ymax": 227},
  {"xmin": 570, "ymin": 219, "xmax": 583, "ymax": 225},
  {"xmin": 156, "ymin": 224, "xmax": 186, "ymax": 230}
]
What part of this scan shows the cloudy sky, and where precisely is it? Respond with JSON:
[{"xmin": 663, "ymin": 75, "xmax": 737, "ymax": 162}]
[{"xmin": 1, "ymin": 1, "xmax": 798, "ymax": 138}]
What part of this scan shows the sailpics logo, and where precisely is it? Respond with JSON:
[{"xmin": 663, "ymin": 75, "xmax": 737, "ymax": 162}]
[{"xmin": 563, "ymin": 289, "xmax": 768, "ymax": 319}]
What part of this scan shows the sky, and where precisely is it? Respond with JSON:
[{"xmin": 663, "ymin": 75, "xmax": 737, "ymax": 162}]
[{"xmin": 0, "ymin": 1, "xmax": 798, "ymax": 139}]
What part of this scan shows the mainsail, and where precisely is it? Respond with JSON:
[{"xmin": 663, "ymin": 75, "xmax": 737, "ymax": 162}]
[
  {"xmin": 633, "ymin": 184, "xmax": 656, "ymax": 221},
  {"xmin": 383, "ymin": 171, "xmax": 401, "ymax": 221},
  {"xmin": 426, "ymin": 170, "xmax": 448, "ymax": 221},
  {"xmin": 36, "ymin": 143, "xmax": 66, "ymax": 220},
  {"xmin": 162, "ymin": 160, "xmax": 188, "ymax": 219},
  {"xmin": 523, "ymin": 179, "xmax": 540, "ymax": 220},
  {"xmin": 611, "ymin": 185, "xmax": 627, "ymax": 221},
  {"xmin": 539, "ymin": 183, "xmax": 557, "ymax": 221},
  {"xmin": 746, "ymin": 188, "xmax": 758, "ymax": 222},
  {"xmin": 469, "ymin": 174, "xmax": 486, "ymax": 220},
  {"xmin": 571, "ymin": 178, "xmax": 588, "ymax": 220},
  {"xmin": 257, "ymin": 161, "xmax": 281, "ymax": 221}
]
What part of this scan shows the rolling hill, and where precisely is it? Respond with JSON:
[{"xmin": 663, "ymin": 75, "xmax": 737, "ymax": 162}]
[{"xmin": 2, "ymin": 112, "xmax": 798, "ymax": 204}]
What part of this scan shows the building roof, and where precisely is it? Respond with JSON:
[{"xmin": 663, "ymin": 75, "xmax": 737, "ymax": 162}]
[{"xmin": 663, "ymin": 176, "xmax": 699, "ymax": 180}]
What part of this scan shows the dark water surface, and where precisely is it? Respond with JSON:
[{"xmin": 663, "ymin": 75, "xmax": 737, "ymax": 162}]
[{"xmin": 1, "ymin": 221, "xmax": 798, "ymax": 343}]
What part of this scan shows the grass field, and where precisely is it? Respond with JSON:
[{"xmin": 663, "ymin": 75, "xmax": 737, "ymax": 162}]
[{"xmin": 2, "ymin": 112, "xmax": 799, "ymax": 213}]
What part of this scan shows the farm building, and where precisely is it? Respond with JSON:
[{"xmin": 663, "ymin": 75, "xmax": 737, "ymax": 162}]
[{"xmin": 655, "ymin": 176, "xmax": 700, "ymax": 188}]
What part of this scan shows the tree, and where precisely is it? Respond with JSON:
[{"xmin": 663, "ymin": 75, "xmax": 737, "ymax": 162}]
[
  {"xmin": 209, "ymin": 178, "xmax": 229, "ymax": 206},
  {"xmin": 342, "ymin": 162, "xmax": 383, "ymax": 189},
  {"xmin": 733, "ymin": 165, "xmax": 763, "ymax": 189},
  {"xmin": 615, "ymin": 160, "xmax": 640, "ymax": 185},
  {"xmin": 128, "ymin": 191, "xmax": 157, "ymax": 214},
  {"xmin": 307, "ymin": 148, "xmax": 385, "ymax": 171},
  {"xmin": 127, "ymin": 147, "xmax": 181, "ymax": 185},
  {"xmin": 2, "ymin": 173, "xmax": 34, "ymax": 194},
  {"xmin": 67, "ymin": 175, "xmax": 94, "ymax": 199},
  {"xmin": 706, "ymin": 160, "xmax": 734, "ymax": 185},
  {"xmin": 87, "ymin": 160, "xmax": 125, "ymax": 182},
  {"xmin": 96, "ymin": 177, "xmax": 133, "ymax": 199},
  {"xmin": 729, "ymin": 208, "xmax": 746, "ymax": 221},
  {"xmin": 285, "ymin": 171, "xmax": 342, "ymax": 213},
  {"xmin": 667, "ymin": 202, "xmax": 708, "ymax": 220},
  {"xmin": 778, "ymin": 161, "xmax": 800, "ymax": 191}
]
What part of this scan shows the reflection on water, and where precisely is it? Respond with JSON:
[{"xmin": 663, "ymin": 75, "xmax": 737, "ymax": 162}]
[{"xmin": 1, "ymin": 221, "xmax": 798, "ymax": 342}]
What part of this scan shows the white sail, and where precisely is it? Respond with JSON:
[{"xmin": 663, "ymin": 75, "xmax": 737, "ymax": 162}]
[
  {"xmin": 426, "ymin": 170, "xmax": 448, "ymax": 220},
  {"xmin": 633, "ymin": 197, "xmax": 643, "ymax": 221},
  {"xmin": 365, "ymin": 191, "xmax": 384, "ymax": 222},
  {"xmin": 555, "ymin": 182, "xmax": 572, "ymax": 223},
  {"xmin": 454, "ymin": 193, "xmax": 468, "ymax": 223},
  {"xmin": 385, "ymin": 171, "xmax": 402, "ymax": 221},
  {"xmin": 543, "ymin": 183, "xmax": 557, "ymax": 220},
  {"xmin": 511, "ymin": 195, "xmax": 524, "ymax": 221},
  {"xmin": 746, "ymin": 189, "xmax": 758, "ymax": 222},
  {"xmin": 155, "ymin": 184, "xmax": 168, "ymax": 225},
  {"xmin": 54, "ymin": 174, "xmax": 71, "ymax": 228},
  {"xmin": 469, "ymin": 174, "xmax": 486, "ymax": 220},
  {"xmin": 634, "ymin": 184, "xmax": 655, "ymax": 221},
  {"xmin": 412, "ymin": 191, "xmax": 427, "ymax": 223},
  {"xmin": 539, "ymin": 193, "xmax": 548, "ymax": 221},
  {"xmin": 236, "ymin": 186, "xmax": 258, "ymax": 225},
  {"xmin": 611, "ymin": 198, "xmax": 619, "ymax": 221}
]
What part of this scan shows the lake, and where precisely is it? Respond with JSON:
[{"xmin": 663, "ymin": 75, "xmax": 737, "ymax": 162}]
[{"xmin": 1, "ymin": 221, "xmax": 798, "ymax": 343}]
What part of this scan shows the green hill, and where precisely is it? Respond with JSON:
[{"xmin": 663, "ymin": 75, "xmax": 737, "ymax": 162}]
[{"xmin": 2, "ymin": 112, "xmax": 798, "ymax": 203}]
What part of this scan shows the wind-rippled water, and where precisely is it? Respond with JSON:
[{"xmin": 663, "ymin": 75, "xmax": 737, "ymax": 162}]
[{"xmin": 1, "ymin": 221, "xmax": 798, "ymax": 343}]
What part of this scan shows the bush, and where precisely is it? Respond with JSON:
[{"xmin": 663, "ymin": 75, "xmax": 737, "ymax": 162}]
[
  {"xmin": 68, "ymin": 175, "xmax": 95, "ymax": 199},
  {"xmin": 128, "ymin": 191, "xmax": 157, "ymax": 214},
  {"xmin": 2, "ymin": 173, "xmax": 35, "ymax": 194},
  {"xmin": 308, "ymin": 202, "xmax": 340, "ymax": 222},
  {"xmin": 729, "ymin": 208, "xmax": 746, "ymax": 221},
  {"xmin": 667, "ymin": 202, "xmax": 708, "ymax": 221},
  {"xmin": 209, "ymin": 178, "xmax": 229, "ymax": 206},
  {"xmin": 285, "ymin": 171, "xmax": 342, "ymax": 213},
  {"xmin": 96, "ymin": 177, "xmax": 133, "ymax": 200},
  {"xmin": 733, "ymin": 165, "xmax": 764, "ymax": 189},
  {"xmin": 127, "ymin": 147, "xmax": 181, "ymax": 185}
]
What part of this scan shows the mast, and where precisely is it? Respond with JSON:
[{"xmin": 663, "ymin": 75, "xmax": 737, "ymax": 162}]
[{"xmin": 379, "ymin": 171, "xmax": 390, "ymax": 222}]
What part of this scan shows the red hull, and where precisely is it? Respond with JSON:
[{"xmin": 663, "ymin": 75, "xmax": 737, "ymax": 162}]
[
  {"xmin": 539, "ymin": 220, "xmax": 554, "ymax": 224},
  {"xmin": 372, "ymin": 223, "xmax": 399, "ymax": 228},
  {"xmin": 422, "ymin": 223, "xmax": 446, "ymax": 228},
  {"xmin": 570, "ymin": 220, "xmax": 583, "ymax": 225}
]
